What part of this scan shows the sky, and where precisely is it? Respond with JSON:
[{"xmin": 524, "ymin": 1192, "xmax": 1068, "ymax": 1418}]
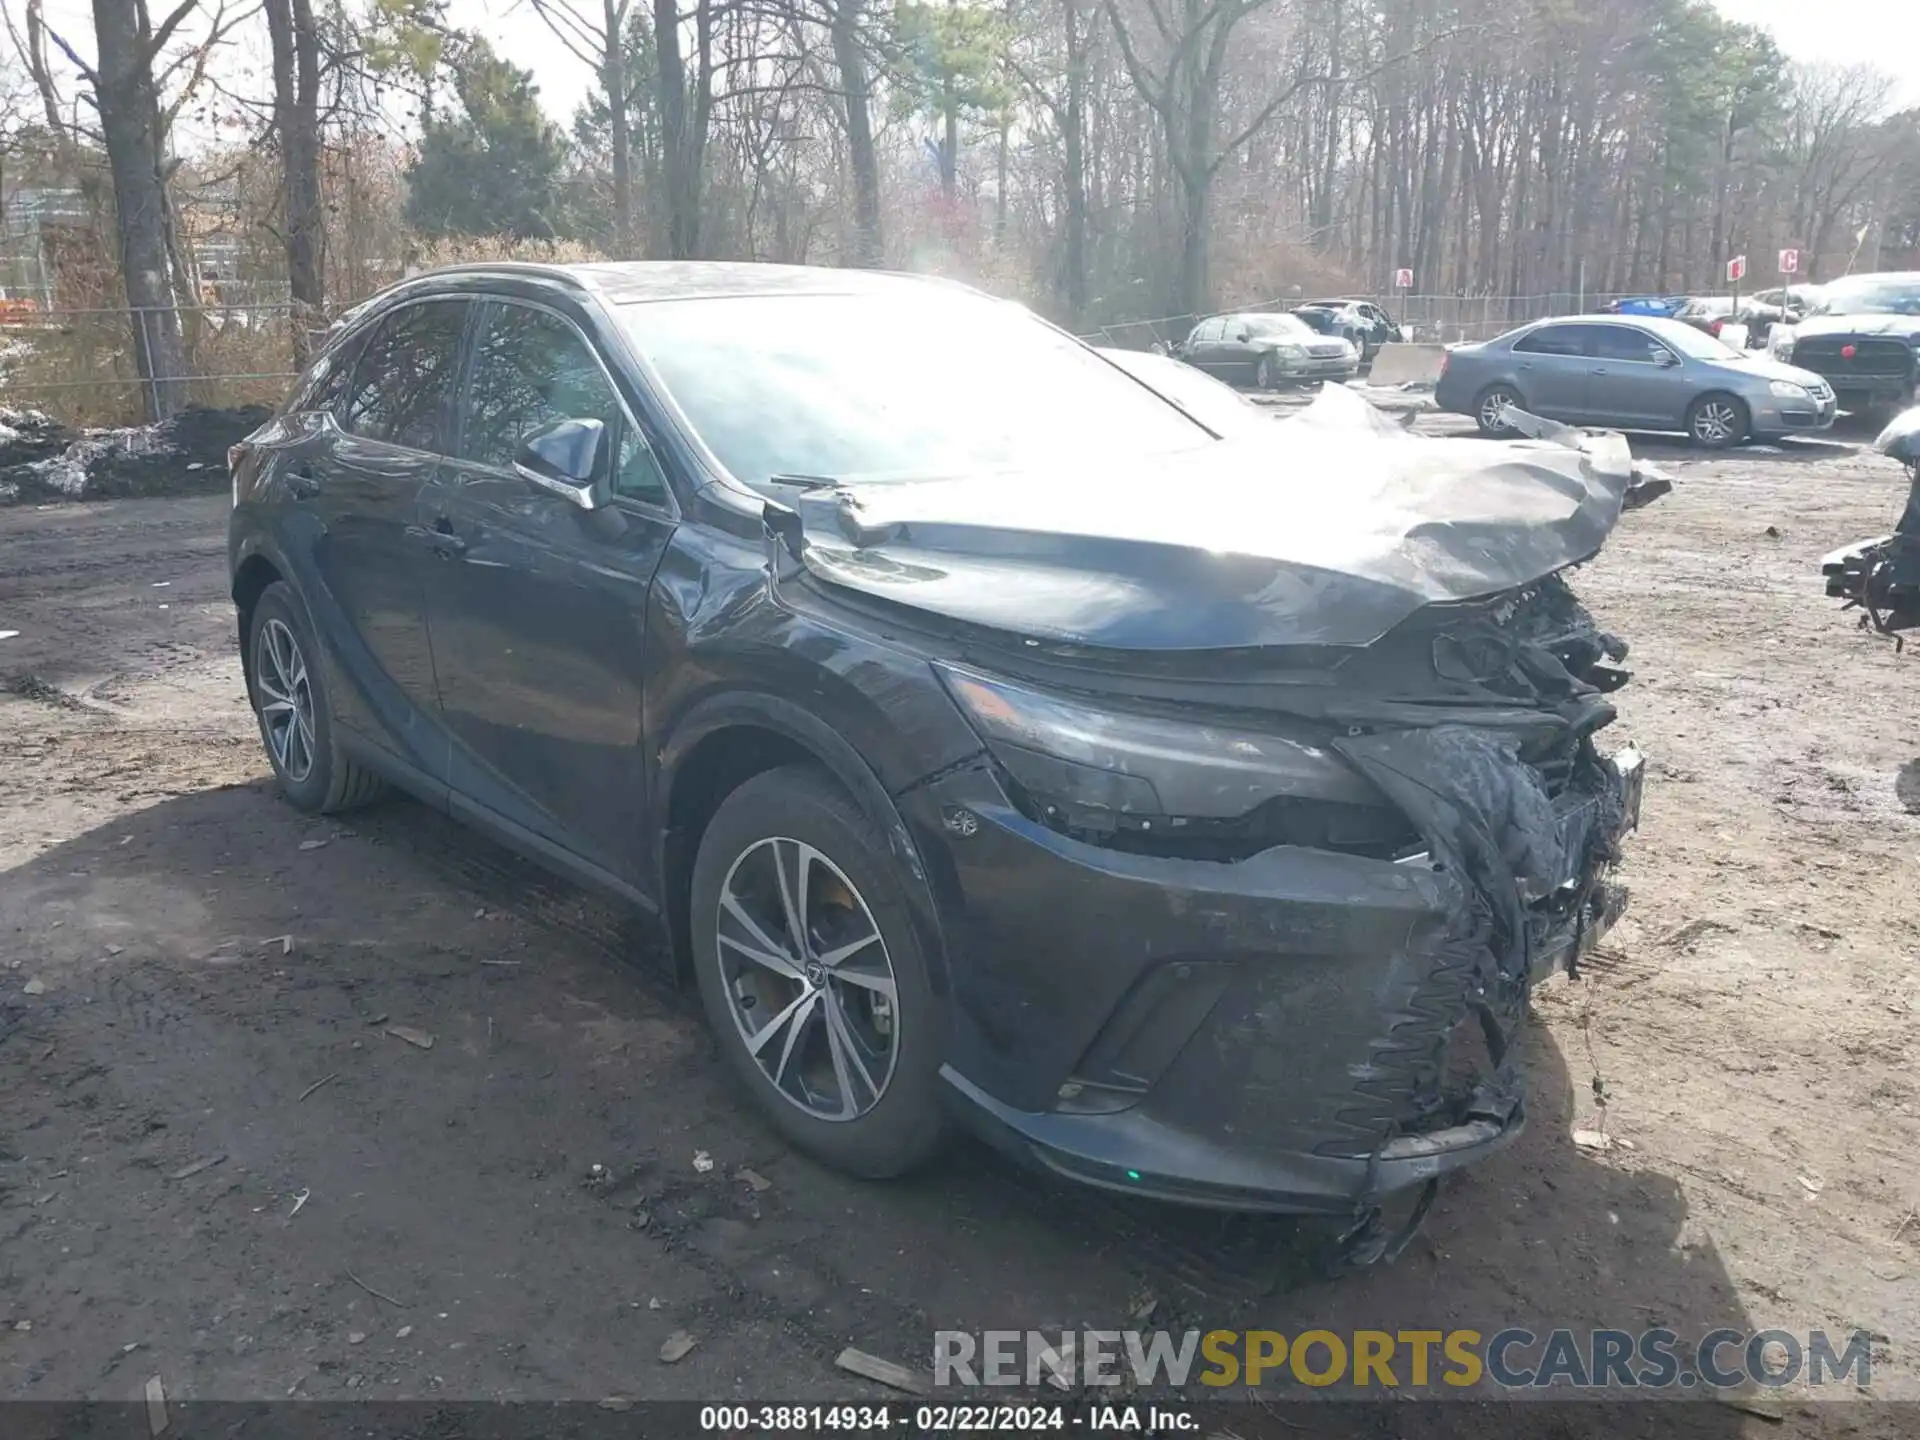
[
  {"xmin": 1715, "ymin": 1, "xmax": 1920, "ymax": 105},
  {"xmin": 18, "ymin": 0, "xmax": 1920, "ymax": 136}
]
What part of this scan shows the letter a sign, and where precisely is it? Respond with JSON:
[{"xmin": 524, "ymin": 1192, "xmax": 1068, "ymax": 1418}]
[
  {"xmin": 1779, "ymin": 248, "xmax": 1800, "ymax": 275},
  {"xmin": 1727, "ymin": 254, "xmax": 1747, "ymax": 283}
]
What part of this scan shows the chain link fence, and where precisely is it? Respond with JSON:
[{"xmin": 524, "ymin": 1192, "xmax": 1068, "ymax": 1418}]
[
  {"xmin": 0, "ymin": 299, "xmax": 317, "ymax": 428},
  {"xmin": 0, "ymin": 287, "xmax": 1681, "ymax": 428}
]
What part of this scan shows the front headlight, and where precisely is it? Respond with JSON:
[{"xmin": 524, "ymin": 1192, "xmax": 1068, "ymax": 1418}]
[
  {"xmin": 1274, "ymin": 344, "xmax": 1306, "ymax": 359},
  {"xmin": 1769, "ymin": 380, "xmax": 1811, "ymax": 399},
  {"xmin": 933, "ymin": 664, "xmax": 1384, "ymax": 832}
]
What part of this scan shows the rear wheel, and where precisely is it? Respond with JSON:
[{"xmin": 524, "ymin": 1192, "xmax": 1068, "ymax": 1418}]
[
  {"xmin": 690, "ymin": 766, "xmax": 947, "ymax": 1178},
  {"xmin": 246, "ymin": 582, "xmax": 386, "ymax": 813},
  {"xmin": 1687, "ymin": 392, "xmax": 1749, "ymax": 449},
  {"xmin": 1474, "ymin": 384, "xmax": 1523, "ymax": 437}
]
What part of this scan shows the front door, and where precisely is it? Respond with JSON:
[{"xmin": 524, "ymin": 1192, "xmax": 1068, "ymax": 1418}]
[
  {"xmin": 1586, "ymin": 326, "xmax": 1684, "ymax": 429},
  {"xmin": 302, "ymin": 297, "xmax": 469, "ymax": 771},
  {"xmin": 1214, "ymin": 318, "xmax": 1263, "ymax": 383},
  {"xmin": 1183, "ymin": 318, "xmax": 1229, "ymax": 377},
  {"xmin": 421, "ymin": 297, "xmax": 679, "ymax": 886}
]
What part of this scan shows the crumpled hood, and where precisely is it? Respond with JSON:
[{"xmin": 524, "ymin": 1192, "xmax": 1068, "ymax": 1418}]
[
  {"xmin": 1793, "ymin": 312, "xmax": 1920, "ymax": 341},
  {"xmin": 790, "ymin": 386, "xmax": 1640, "ymax": 650}
]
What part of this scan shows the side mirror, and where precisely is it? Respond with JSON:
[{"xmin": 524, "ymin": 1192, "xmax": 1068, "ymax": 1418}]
[
  {"xmin": 514, "ymin": 417, "xmax": 608, "ymax": 510},
  {"xmin": 1654, "ymin": 349, "xmax": 1680, "ymax": 367}
]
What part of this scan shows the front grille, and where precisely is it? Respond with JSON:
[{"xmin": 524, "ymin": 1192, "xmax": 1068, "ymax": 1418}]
[
  {"xmin": 1307, "ymin": 343, "xmax": 1350, "ymax": 359},
  {"xmin": 1793, "ymin": 337, "xmax": 1914, "ymax": 379}
]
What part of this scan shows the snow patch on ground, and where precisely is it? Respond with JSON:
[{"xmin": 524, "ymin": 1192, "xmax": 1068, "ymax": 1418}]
[
  {"xmin": 23, "ymin": 449, "xmax": 91, "ymax": 496},
  {"xmin": 0, "ymin": 403, "xmax": 271, "ymax": 505}
]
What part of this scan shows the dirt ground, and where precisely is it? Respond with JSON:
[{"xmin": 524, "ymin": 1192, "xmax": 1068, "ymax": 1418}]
[{"xmin": 1, "ymin": 412, "xmax": 1916, "ymax": 1434}]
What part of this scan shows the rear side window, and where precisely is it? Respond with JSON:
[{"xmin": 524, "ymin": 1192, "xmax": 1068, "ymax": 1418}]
[
  {"xmin": 340, "ymin": 299, "xmax": 470, "ymax": 451},
  {"xmin": 1513, "ymin": 325, "xmax": 1591, "ymax": 357},
  {"xmin": 290, "ymin": 341, "xmax": 357, "ymax": 416},
  {"xmin": 460, "ymin": 302, "xmax": 669, "ymax": 505},
  {"xmin": 1190, "ymin": 318, "xmax": 1222, "ymax": 344}
]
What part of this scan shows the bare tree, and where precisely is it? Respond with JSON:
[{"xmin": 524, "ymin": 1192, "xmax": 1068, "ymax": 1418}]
[
  {"xmin": 528, "ymin": 0, "xmax": 638, "ymax": 255},
  {"xmin": 80, "ymin": 0, "xmax": 195, "ymax": 417},
  {"xmin": 825, "ymin": 0, "xmax": 881, "ymax": 264},
  {"xmin": 264, "ymin": 0, "xmax": 325, "ymax": 356}
]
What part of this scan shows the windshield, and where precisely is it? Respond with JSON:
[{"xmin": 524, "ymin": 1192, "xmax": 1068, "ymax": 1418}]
[
  {"xmin": 1812, "ymin": 277, "xmax": 1920, "ymax": 316},
  {"xmin": 1243, "ymin": 314, "xmax": 1314, "ymax": 339},
  {"xmin": 1096, "ymin": 349, "xmax": 1270, "ymax": 437},
  {"xmin": 618, "ymin": 291, "xmax": 1212, "ymax": 488},
  {"xmin": 1651, "ymin": 319, "xmax": 1745, "ymax": 360}
]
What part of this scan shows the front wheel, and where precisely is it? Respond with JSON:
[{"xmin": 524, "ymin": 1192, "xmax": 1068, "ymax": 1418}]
[
  {"xmin": 1687, "ymin": 393, "xmax": 1749, "ymax": 449},
  {"xmin": 1256, "ymin": 352, "xmax": 1281, "ymax": 390},
  {"xmin": 690, "ymin": 766, "xmax": 948, "ymax": 1178}
]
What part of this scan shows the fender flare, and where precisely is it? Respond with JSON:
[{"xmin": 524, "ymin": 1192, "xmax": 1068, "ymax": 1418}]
[{"xmin": 654, "ymin": 688, "xmax": 954, "ymax": 994}]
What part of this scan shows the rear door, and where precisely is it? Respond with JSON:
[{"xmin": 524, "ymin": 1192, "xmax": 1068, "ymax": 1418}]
[
  {"xmin": 301, "ymin": 297, "xmax": 469, "ymax": 774},
  {"xmin": 420, "ymin": 296, "xmax": 679, "ymax": 886},
  {"xmin": 1587, "ymin": 325, "xmax": 1684, "ymax": 429},
  {"xmin": 1511, "ymin": 324, "xmax": 1598, "ymax": 420}
]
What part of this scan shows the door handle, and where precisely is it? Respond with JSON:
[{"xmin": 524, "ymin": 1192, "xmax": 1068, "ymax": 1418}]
[
  {"xmin": 284, "ymin": 464, "xmax": 321, "ymax": 499},
  {"xmin": 1591, "ymin": 367, "xmax": 1610, "ymax": 376}
]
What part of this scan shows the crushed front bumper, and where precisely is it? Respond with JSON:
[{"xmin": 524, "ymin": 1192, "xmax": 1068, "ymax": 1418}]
[{"xmin": 907, "ymin": 737, "xmax": 1644, "ymax": 1216}]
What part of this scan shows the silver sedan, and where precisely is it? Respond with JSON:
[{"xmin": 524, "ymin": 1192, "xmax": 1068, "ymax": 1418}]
[{"xmin": 1434, "ymin": 315, "xmax": 1836, "ymax": 447}]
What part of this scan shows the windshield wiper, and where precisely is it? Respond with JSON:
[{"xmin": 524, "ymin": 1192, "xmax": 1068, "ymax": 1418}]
[{"xmin": 764, "ymin": 472, "xmax": 843, "ymax": 490}]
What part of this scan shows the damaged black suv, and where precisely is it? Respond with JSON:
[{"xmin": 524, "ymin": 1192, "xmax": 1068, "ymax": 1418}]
[{"xmin": 228, "ymin": 263, "xmax": 1646, "ymax": 1252}]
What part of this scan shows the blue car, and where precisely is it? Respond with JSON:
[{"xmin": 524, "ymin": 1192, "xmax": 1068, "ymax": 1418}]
[{"xmin": 1607, "ymin": 296, "xmax": 1688, "ymax": 319}]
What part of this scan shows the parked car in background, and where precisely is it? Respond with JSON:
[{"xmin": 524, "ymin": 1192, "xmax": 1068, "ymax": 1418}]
[
  {"xmin": 1769, "ymin": 272, "xmax": 1920, "ymax": 418},
  {"xmin": 1291, "ymin": 304, "xmax": 1365, "ymax": 352},
  {"xmin": 1097, "ymin": 347, "xmax": 1277, "ymax": 438},
  {"xmin": 1297, "ymin": 298, "xmax": 1404, "ymax": 357},
  {"xmin": 1741, "ymin": 285, "xmax": 1820, "ymax": 331},
  {"xmin": 1435, "ymin": 314, "xmax": 1835, "ymax": 446},
  {"xmin": 1602, "ymin": 296, "xmax": 1687, "ymax": 319},
  {"xmin": 1175, "ymin": 312, "xmax": 1358, "ymax": 388},
  {"xmin": 1673, "ymin": 295, "xmax": 1736, "ymax": 338},
  {"xmin": 226, "ymin": 261, "xmax": 1646, "ymax": 1244}
]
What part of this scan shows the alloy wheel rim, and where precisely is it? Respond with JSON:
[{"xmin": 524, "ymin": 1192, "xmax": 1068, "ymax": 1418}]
[
  {"xmin": 1482, "ymin": 393, "xmax": 1512, "ymax": 430},
  {"xmin": 1696, "ymin": 402, "xmax": 1737, "ymax": 442},
  {"xmin": 255, "ymin": 618, "xmax": 316, "ymax": 784},
  {"xmin": 715, "ymin": 837, "xmax": 899, "ymax": 1122}
]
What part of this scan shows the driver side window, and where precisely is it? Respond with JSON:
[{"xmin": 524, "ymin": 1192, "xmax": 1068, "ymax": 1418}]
[{"xmin": 460, "ymin": 302, "xmax": 669, "ymax": 506}]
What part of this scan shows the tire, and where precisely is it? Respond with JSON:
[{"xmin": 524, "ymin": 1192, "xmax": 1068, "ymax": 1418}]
[
  {"xmin": 1686, "ymin": 392, "xmax": 1749, "ymax": 449},
  {"xmin": 1255, "ymin": 352, "xmax": 1280, "ymax": 390},
  {"xmin": 690, "ymin": 765, "xmax": 947, "ymax": 1178},
  {"xmin": 1474, "ymin": 384, "xmax": 1523, "ymax": 437},
  {"xmin": 245, "ymin": 581, "xmax": 386, "ymax": 813}
]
